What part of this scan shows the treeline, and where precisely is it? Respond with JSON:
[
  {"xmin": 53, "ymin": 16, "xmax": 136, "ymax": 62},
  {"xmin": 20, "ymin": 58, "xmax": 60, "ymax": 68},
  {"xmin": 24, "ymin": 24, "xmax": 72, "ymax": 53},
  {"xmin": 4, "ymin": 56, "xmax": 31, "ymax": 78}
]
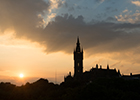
[{"xmin": 0, "ymin": 78, "xmax": 140, "ymax": 100}]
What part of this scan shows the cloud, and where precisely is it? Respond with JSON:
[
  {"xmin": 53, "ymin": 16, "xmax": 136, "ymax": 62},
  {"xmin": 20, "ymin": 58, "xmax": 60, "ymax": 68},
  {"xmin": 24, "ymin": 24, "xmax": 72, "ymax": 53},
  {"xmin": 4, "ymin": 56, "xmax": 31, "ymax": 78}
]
[
  {"xmin": 115, "ymin": 9, "xmax": 140, "ymax": 24},
  {"xmin": 41, "ymin": 14, "xmax": 140, "ymax": 65},
  {"xmin": 49, "ymin": 0, "xmax": 65, "ymax": 12},
  {"xmin": 131, "ymin": 1, "xmax": 140, "ymax": 6},
  {"xmin": 51, "ymin": 0, "xmax": 65, "ymax": 8},
  {"xmin": 123, "ymin": 9, "xmax": 128, "ymax": 13},
  {"xmin": 48, "ymin": 15, "xmax": 140, "ymax": 53},
  {"xmin": 0, "ymin": 0, "xmax": 50, "ymax": 36},
  {"xmin": 45, "ymin": 13, "xmax": 57, "ymax": 25},
  {"xmin": 1, "ymin": 1, "xmax": 140, "ymax": 65}
]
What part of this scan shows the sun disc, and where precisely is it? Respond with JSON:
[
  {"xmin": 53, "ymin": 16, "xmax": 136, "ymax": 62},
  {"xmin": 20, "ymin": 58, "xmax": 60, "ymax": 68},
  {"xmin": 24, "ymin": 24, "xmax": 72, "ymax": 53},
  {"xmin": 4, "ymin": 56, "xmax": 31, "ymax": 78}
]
[{"xmin": 19, "ymin": 73, "xmax": 24, "ymax": 78}]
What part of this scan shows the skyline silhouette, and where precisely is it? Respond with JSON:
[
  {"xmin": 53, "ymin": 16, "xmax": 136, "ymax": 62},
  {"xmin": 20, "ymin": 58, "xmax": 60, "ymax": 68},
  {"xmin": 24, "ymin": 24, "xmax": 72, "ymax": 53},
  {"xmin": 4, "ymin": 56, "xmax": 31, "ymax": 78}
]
[{"xmin": 65, "ymin": 37, "xmax": 140, "ymax": 83}]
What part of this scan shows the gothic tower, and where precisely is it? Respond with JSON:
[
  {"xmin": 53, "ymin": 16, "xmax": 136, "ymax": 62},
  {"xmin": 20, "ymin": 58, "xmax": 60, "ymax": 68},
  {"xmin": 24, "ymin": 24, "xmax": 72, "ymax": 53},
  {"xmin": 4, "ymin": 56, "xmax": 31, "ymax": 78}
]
[{"xmin": 74, "ymin": 37, "xmax": 83, "ymax": 79}]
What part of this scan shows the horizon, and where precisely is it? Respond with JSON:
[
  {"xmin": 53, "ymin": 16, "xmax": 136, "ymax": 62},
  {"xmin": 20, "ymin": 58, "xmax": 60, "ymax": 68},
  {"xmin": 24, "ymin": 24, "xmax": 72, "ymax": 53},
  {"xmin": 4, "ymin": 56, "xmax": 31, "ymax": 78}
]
[{"xmin": 0, "ymin": 0, "xmax": 140, "ymax": 85}]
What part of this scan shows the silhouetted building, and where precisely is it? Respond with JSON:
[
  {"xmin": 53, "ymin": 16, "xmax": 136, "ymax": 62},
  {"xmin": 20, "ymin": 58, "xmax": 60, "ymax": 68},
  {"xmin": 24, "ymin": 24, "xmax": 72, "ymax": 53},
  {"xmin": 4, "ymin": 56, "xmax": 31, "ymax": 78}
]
[
  {"xmin": 83, "ymin": 64, "xmax": 120, "ymax": 82},
  {"xmin": 74, "ymin": 37, "xmax": 83, "ymax": 79},
  {"xmin": 64, "ymin": 37, "xmax": 121, "ymax": 82},
  {"xmin": 122, "ymin": 73, "xmax": 140, "ymax": 80},
  {"xmin": 64, "ymin": 72, "xmax": 73, "ymax": 82}
]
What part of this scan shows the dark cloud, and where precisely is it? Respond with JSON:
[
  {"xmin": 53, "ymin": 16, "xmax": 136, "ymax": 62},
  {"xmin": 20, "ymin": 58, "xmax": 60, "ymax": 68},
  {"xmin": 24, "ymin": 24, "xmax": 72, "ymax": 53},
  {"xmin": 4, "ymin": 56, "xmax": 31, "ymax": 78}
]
[
  {"xmin": 40, "ymin": 14, "xmax": 140, "ymax": 55},
  {"xmin": 112, "ymin": 23, "xmax": 140, "ymax": 29},
  {"xmin": 1, "ymin": 1, "xmax": 140, "ymax": 64},
  {"xmin": 0, "ymin": 0, "xmax": 50, "ymax": 34}
]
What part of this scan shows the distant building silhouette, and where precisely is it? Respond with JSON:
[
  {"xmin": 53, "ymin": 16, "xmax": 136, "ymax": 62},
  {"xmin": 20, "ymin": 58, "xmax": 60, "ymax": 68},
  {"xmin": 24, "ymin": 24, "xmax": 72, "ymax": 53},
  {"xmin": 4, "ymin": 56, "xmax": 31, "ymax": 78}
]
[
  {"xmin": 64, "ymin": 37, "xmax": 133, "ymax": 82},
  {"xmin": 74, "ymin": 37, "xmax": 83, "ymax": 79},
  {"xmin": 122, "ymin": 73, "xmax": 140, "ymax": 80}
]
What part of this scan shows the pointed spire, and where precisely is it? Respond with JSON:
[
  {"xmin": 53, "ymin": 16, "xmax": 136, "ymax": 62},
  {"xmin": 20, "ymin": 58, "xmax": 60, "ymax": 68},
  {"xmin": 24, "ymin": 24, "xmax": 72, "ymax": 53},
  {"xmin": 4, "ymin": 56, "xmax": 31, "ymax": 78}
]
[
  {"xmin": 76, "ymin": 36, "xmax": 81, "ymax": 52},
  {"xmin": 77, "ymin": 36, "xmax": 79, "ymax": 43},
  {"xmin": 76, "ymin": 36, "xmax": 80, "ymax": 47}
]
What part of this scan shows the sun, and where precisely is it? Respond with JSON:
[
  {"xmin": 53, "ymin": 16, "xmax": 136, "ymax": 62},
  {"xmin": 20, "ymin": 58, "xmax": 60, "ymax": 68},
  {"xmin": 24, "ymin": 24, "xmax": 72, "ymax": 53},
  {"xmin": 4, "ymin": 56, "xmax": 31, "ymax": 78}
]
[{"xmin": 19, "ymin": 73, "xmax": 24, "ymax": 78}]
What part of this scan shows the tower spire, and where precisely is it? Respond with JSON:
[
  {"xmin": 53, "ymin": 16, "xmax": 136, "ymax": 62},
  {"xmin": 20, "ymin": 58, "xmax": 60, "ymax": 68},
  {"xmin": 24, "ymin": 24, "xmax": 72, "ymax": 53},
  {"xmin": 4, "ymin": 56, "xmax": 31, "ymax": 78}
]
[
  {"xmin": 76, "ymin": 36, "xmax": 81, "ymax": 52},
  {"xmin": 76, "ymin": 36, "xmax": 80, "ymax": 47}
]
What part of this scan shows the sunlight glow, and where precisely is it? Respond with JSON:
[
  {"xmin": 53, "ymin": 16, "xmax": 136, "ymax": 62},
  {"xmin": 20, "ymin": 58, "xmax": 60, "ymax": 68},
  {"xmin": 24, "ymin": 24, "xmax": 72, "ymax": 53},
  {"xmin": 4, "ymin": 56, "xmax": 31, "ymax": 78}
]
[{"xmin": 19, "ymin": 73, "xmax": 24, "ymax": 78}]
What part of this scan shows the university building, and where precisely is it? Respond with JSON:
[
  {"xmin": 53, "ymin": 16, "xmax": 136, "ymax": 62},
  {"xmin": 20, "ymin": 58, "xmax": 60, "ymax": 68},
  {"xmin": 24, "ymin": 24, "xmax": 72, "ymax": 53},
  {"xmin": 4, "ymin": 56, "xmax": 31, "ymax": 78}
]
[{"xmin": 64, "ymin": 37, "xmax": 121, "ymax": 82}]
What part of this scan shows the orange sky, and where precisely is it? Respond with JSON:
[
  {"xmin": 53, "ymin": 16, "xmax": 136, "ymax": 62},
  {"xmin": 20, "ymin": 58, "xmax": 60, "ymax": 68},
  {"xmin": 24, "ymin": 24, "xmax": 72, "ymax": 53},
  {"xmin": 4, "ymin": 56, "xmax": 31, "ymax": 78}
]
[
  {"xmin": 0, "ymin": 32, "xmax": 140, "ymax": 85},
  {"xmin": 1, "ymin": 0, "xmax": 140, "ymax": 85}
]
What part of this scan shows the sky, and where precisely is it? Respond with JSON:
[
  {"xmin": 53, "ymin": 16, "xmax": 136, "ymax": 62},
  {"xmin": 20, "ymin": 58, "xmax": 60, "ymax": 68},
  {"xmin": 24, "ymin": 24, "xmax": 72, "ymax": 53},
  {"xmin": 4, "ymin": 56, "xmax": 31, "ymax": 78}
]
[{"xmin": 0, "ymin": 0, "xmax": 140, "ymax": 85}]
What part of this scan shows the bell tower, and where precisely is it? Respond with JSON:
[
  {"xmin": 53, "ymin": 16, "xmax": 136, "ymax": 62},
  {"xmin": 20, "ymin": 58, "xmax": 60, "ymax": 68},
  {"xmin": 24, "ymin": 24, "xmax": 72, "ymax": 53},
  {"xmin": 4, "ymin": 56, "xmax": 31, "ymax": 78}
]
[{"xmin": 74, "ymin": 37, "xmax": 83, "ymax": 79}]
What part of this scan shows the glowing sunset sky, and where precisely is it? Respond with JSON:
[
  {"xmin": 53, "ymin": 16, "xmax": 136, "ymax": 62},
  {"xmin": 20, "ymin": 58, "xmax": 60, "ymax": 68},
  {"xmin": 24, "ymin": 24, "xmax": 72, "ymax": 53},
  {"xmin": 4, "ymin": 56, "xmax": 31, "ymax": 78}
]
[{"xmin": 0, "ymin": 0, "xmax": 140, "ymax": 85}]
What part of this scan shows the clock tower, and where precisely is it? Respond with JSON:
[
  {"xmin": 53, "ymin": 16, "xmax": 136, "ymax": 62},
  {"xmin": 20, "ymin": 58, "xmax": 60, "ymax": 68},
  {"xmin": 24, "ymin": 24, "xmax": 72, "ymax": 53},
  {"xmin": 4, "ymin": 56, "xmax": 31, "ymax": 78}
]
[{"xmin": 74, "ymin": 37, "xmax": 83, "ymax": 79}]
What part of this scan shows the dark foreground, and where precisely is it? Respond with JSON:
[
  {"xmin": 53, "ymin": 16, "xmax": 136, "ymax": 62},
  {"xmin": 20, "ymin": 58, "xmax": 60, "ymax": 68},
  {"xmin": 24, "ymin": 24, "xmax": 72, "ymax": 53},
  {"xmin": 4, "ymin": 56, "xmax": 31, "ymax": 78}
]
[{"xmin": 0, "ymin": 78, "xmax": 140, "ymax": 100}]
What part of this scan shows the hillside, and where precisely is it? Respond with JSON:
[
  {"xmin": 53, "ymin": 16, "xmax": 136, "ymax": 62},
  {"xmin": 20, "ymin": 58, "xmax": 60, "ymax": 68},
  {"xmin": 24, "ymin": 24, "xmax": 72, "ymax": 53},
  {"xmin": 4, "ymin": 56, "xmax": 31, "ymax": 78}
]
[{"xmin": 0, "ymin": 78, "xmax": 140, "ymax": 100}]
